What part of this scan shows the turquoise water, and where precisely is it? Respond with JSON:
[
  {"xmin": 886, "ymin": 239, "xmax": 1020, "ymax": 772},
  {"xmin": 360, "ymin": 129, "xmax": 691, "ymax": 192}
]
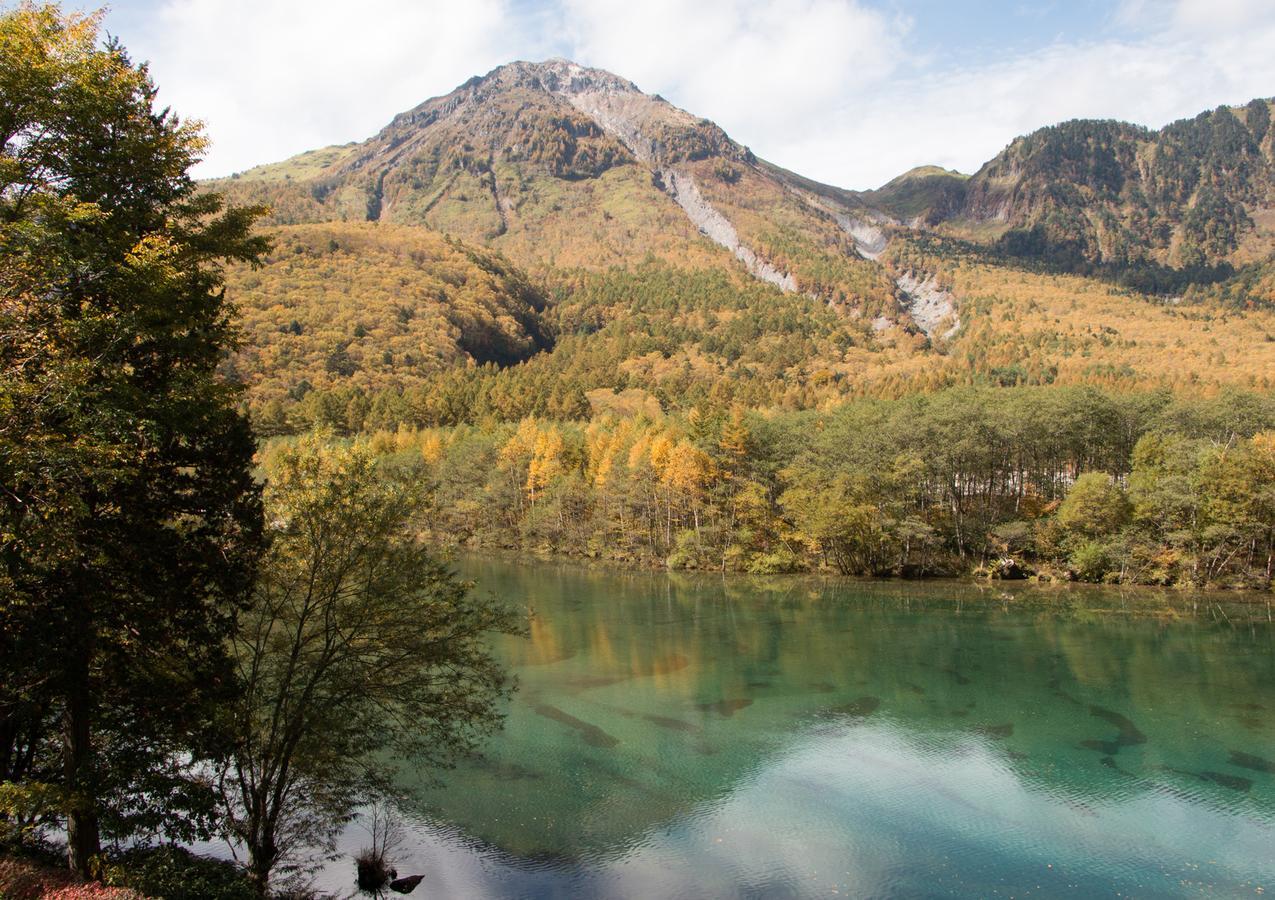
[{"xmin": 331, "ymin": 558, "xmax": 1275, "ymax": 898}]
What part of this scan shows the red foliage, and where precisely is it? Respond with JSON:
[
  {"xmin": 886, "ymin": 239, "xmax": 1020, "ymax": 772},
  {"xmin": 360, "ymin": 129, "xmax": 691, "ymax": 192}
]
[{"xmin": 0, "ymin": 858, "xmax": 144, "ymax": 900}]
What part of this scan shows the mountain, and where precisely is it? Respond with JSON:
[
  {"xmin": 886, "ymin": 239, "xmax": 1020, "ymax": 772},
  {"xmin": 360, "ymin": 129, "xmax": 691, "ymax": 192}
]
[
  {"xmin": 886, "ymin": 101, "xmax": 1275, "ymax": 274},
  {"xmin": 215, "ymin": 60, "xmax": 918, "ymax": 324},
  {"xmin": 215, "ymin": 62, "xmax": 1275, "ymax": 432},
  {"xmin": 863, "ymin": 166, "xmax": 969, "ymax": 223}
]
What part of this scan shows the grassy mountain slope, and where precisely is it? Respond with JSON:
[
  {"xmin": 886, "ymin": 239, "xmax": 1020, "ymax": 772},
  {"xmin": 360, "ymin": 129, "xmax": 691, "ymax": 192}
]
[{"xmin": 863, "ymin": 166, "xmax": 970, "ymax": 223}]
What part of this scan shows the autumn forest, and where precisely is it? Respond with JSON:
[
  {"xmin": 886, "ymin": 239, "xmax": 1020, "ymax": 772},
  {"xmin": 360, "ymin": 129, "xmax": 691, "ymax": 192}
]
[{"xmin": 4, "ymin": 3, "xmax": 1275, "ymax": 898}]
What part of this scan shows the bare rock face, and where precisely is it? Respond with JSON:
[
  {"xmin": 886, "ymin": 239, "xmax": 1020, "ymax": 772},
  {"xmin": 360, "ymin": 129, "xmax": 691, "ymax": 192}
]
[
  {"xmin": 661, "ymin": 169, "xmax": 798, "ymax": 292},
  {"xmin": 838, "ymin": 214, "xmax": 889, "ymax": 260},
  {"xmin": 551, "ymin": 71, "xmax": 746, "ymax": 166},
  {"xmin": 895, "ymin": 272, "xmax": 959, "ymax": 340}
]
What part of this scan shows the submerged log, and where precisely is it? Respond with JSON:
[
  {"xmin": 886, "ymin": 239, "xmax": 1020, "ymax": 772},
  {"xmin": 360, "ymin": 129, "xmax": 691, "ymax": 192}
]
[{"xmin": 391, "ymin": 874, "xmax": 425, "ymax": 894}]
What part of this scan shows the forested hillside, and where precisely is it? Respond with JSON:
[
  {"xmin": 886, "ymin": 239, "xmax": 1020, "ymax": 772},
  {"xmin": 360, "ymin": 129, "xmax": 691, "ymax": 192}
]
[
  {"xmin": 223, "ymin": 223, "xmax": 551, "ymax": 408},
  {"xmin": 884, "ymin": 101, "xmax": 1275, "ymax": 277},
  {"xmin": 212, "ymin": 60, "xmax": 1275, "ymax": 592},
  {"xmin": 237, "ymin": 225, "xmax": 1275, "ymax": 436}
]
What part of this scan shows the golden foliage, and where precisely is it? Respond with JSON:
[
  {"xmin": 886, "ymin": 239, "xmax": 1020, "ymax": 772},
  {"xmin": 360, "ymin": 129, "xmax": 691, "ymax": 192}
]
[{"xmin": 223, "ymin": 222, "xmax": 549, "ymax": 404}]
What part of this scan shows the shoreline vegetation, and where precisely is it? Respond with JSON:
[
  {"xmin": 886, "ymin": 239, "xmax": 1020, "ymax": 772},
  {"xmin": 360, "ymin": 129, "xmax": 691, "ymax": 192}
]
[
  {"xmin": 448, "ymin": 545, "xmax": 1275, "ymax": 608},
  {"xmin": 266, "ymin": 384, "xmax": 1275, "ymax": 592}
]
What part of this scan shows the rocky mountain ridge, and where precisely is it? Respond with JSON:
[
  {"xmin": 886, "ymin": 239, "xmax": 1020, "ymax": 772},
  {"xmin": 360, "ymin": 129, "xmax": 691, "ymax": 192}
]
[
  {"xmin": 877, "ymin": 102, "xmax": 1275, "ymax": 275},
  {"xmin": 216, "ymin": 59, "xmax": 941, "ymax": 334}
]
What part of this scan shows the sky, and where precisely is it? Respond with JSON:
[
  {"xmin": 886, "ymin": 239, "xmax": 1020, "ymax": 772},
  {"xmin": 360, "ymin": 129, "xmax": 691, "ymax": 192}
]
[{"xmin": 47, "ymin": 0, "xmax": 1275, "ymax": 189}]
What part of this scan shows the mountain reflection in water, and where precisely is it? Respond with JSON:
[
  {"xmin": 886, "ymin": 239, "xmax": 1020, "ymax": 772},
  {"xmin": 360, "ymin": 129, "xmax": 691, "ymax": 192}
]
[{"xmin": 308, "ymin": 557, "xmax": 1274, "ymax": 898}]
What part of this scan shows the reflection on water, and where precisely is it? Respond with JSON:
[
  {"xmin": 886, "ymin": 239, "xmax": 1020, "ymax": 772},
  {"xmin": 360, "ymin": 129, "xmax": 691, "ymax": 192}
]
[{"xmin": 316, "ymin": 558, "xmax": 1275, "ymax": 898}]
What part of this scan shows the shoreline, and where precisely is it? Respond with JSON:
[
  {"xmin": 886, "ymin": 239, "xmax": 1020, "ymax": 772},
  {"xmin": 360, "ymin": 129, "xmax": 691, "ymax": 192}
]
[{"xmin": 440, "ymin": 544, "xmax": 1275, "ymax": 610}]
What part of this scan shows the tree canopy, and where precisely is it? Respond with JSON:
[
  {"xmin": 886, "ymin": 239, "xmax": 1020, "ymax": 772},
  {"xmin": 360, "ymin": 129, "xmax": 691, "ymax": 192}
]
[
  {"xmin": 0, "ymin": 3, "xmax": 265, "ymax": 873},
  {"xmin": 221, "ymin": 435, "xmax": 519, "ymax": 892}
]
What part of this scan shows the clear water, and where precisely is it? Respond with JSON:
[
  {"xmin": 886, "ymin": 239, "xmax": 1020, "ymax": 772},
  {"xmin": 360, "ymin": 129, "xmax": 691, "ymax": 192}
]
[{"xmin": 322, "ymin": 557, "xmax": 1275, "ymax": 898}]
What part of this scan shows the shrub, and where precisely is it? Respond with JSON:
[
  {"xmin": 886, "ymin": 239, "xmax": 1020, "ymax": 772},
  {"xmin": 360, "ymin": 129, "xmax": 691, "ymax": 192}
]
[
  {"xmin": 0, "ymin": 857, "xmax": 142, "ymax": 900},
  {"xmin": 667, "ymin": 529, "xmax": 707, "ymax": 570},
  {"xmin": 713, "ymin": 162, "xmax": 742, "ymax": 184},
  {"xmin": 103, "ymin": 846, "xmax": 256, "ymax": 900},
  {"xmin": 746, "ymin": 548, "xmax": 802, "ymax": 575},
  {"xmin": 354, "ymin": 802, "xmax": 403, "ymax": 894},
  {"xmin": 354, "ymin": 847, "xmax": 394, "ymax": 892},
  {"xmin": 1070, "ymin": 540, "xmax": 1117, "ymax": 583},
  {"xmin": 1056, "ymin": 472, "xmax": 1131, "ymax": 541}
]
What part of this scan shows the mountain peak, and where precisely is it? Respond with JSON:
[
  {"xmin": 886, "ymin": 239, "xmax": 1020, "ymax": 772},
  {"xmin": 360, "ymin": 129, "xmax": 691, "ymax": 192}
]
[
  {"xmin": 368, "ymin": 56, "xmax": 743, "ymax": 173},
  {"xmin": 215, "ymin": 57, "xmax": 887, "ymax": 307},
  {"xmin": 380, "ymin": 57, "xmax": 653, "ymax": 151},
  {"xmin": 477, "ymin": 59, "xmax": 642, "ymax": 98}
]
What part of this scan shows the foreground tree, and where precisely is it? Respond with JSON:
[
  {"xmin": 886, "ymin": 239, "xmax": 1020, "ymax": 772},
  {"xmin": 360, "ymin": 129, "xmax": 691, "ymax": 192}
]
[
  {"xmin": 220, "ymin": 436, "xmax": 519, "ymax": 893},
  {"xmin": 0, "ymin": 4, "xmax": 265, "ymax": 872}
]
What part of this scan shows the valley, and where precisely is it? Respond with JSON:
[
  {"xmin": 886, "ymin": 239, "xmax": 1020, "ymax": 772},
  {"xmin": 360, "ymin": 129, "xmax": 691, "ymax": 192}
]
[
  {"xmin": 212, "ymin": 60, "xmax": 1275, "ymax": 588},
  {"xmin": 5, "ymin": 8, "xmax": 1275, "ymax": 897}
]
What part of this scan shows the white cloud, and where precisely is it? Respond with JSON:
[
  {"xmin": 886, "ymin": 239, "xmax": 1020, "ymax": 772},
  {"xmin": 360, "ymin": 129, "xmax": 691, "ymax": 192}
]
[
  {"xmin": 112, "ymin": 0, "xmax": 1275, "ymax": 188},
  {"xmin": 1170, "ymin": 0, "xmax": 1275, "ymax": 32},
  {"xmin": 561, "ymin": 0, "xmax": 908, "ymax": 141},
  {"xmin": 556, "ymin": 0, "xmax": 1275, "ymax": 188},
  {"xmin": 127, "ymin": 0, "xmax": 530, "ymax": 176},
  {"xmin": 728, "ymin": 0, "xmax": 1275, "ymax": 188}
]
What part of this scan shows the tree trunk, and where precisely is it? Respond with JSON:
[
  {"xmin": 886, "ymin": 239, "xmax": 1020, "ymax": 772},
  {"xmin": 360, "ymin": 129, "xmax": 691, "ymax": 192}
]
[
  {"xmin": 247, "ymin": 818, "xmax": 279, "ymax": 897},
  {"xmin": 64, "ymin": 650, "xmax": 100, "ymax": 876},
  {"xmin": 248, "ymin": 850, "xmax": 274, "ymax": 897}
]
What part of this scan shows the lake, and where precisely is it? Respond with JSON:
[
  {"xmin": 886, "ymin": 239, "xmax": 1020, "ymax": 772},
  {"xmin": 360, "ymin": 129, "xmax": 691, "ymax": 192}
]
[{"xmin": 315, "ymin": 556, "xmax": 1275, "ymax": 898}]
